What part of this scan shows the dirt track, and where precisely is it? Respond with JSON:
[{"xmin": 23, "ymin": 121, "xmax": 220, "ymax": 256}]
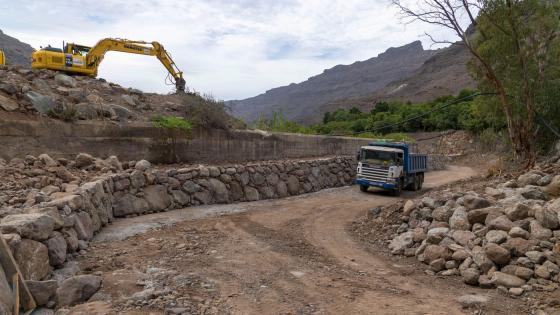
[{"xmin": 73, "ymin": 166, "xmax": 531, "ymax": 314}]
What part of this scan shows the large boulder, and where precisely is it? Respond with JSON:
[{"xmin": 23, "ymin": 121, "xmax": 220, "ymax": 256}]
[
  {"xmin": 13, "ymin": 239, "xmax": 51, "ymax": 280},
  {"xmin": 56, "ymin": 275, "xmax": 102, "ymax": 306},
  {"xmin": 423, "ymin": 245, "xmax": 451, "ymax": 263},
  {"xmin": 74, "ymin": 212, "xmax": 93, "ymax": 240},
  {"xmin": 26, "ymin": 280, "xmax": 58, "ymax": 306},
  {"xmin": 505, "ymin": 203, "xmax": 530, "ymax": 221},
  {"xmin": 388, "ymin": 231, "xmax": 414, "ymax": 255},
  {"xmin": 518, "ymin": 186, "xmax": 547, "ymax": 200},
  {"xmin": 135, "ymin": 160, "xmax": 151, "ymax": 171},
  {"xmin": 0, "ymin": 213, "xmax": 55, "ymax": 241},
  {"xmin": 54, "ymin": 74, "xmax": 77, "ymax": 88},
  {"xmin": 45, "ymin": 232, "xmax": 67, "ymax": 266},
  {"xmin": 25, "ymin": 91, "xmax": 55, "ymax": 114},
  {"xmin": 113, "ymin": 193, "xmax": 150, "ymax": 217},
  {"xmin": 487, "ymin": 215, "xmax": 513, "ymax": 232},
  {"xmin": 484, "ymin": 243, "xmax": 511, "ymax": 265},
  {"xmin": 75, "ymin": 153, "xmax": 94, "ymax": 168},
  {"xmin": 449, "ymin": 207, "xmax": 470, "ymax": 230},
  {"xmin": 490, "ymin": 272, "xmax": 525, "ymax": 288},
  {"xmin": 462, "ymin": 195, "xmax": 491, "ymax": 210},
  {"xmin": 244, "ymin": 187, "xmax": 260, "ymax": 201},
  {"xmin": 471, "ymin": 246, "xmax": 495, "ymax": 273},
  {"xmin": 467, "ymin": 208, "xmax": 490, "ymax": 225},
  {"xmin": 208, "ymin": 178, "xmax": 229, "ymax": 203},
  {"xmin": 517, "ymin": 173, "xmax": 542, "ymax": 187},
  {"xmin": 432, "ymin": 206, "xmax": 454, "ymax": 222},
  {"xmin": 543, "ymin": 176, "xmax": 560, "ymax": 197},
  {"xmin": 0, "ymin": 93, "xmax": 19, "ymax": 111},
  {"xmin": 529, "ymin": 220, "xmax": 552, "ymax": 240},
  {"xmin": 286, "ymin": 176, "xmax": 300, "ymax": 195},
  {"xmin": 143, "ymin": 185, "xmax": 172, "ymax": 211},
  {"xmin": 170, "ymin": 190, "xmax": 190, "ymax": 206},
  {"xmin": 535, "ymin": 206, "xmax": 560, "ymax": 229},
  {"xmin": 460, "ymin": 268, "xmax": 480, "ymax": 285}
]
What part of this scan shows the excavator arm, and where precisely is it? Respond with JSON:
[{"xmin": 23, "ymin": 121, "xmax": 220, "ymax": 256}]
[{"xmin": 86, "ymin": 38, "xmax": 186, "ymax": 92}]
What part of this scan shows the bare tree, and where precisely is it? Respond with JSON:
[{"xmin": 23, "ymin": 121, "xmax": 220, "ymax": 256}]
[{"xmin": 391, "ymin": 0, "xmax": 558, "ymax": 165}]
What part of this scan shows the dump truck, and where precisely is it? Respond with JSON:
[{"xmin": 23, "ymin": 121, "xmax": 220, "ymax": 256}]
[{"xmin": 356, "ymin": 141, "xmax": 427, "ymax": 195}]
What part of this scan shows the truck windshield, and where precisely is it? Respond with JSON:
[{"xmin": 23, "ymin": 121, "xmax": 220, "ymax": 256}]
[{"xmin": 361, "ymin": 150, "xmax": 396, "ymax": 166}]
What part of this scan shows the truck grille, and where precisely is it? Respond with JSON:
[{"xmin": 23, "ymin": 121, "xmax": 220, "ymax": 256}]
[{"xmin": 358, "ymin": 166, "xmax": 389, "ymax": 182}]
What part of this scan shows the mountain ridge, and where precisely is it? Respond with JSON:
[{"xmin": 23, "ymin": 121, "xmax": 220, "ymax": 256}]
[
  {"xmin": 0, "ymin": 30, "xmax": 35, "ymax": 67},
  {"xmin": 229, "ymin": 40, "xmax": 475, "ymax": 124}
]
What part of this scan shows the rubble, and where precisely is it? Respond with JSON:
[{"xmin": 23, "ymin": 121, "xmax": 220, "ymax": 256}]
[
  {"xmin": 386, "ymin": 162, "xmax": 560, "ymax": 296},
  {"xmin": 0, "ymin": 65, "xmax": 188, "ymax": 122}
]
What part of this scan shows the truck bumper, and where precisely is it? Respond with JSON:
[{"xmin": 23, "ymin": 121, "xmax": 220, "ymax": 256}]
[{"xmin": 356, "ymin": 178, "xmax": 396, "ymax": 190}]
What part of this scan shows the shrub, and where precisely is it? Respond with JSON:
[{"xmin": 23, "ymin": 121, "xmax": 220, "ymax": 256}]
[{"xmin": 151, "ymin": 116, "xmax": 192, "ymax": 131}]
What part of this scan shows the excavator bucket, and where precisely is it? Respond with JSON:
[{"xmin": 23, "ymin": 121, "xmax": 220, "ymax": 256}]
[{"xmin": 176, "ymin": 78, "xmax": 186, "ymax": 93}]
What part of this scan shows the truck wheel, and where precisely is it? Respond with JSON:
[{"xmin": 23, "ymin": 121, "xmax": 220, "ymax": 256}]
[
  {"xmin": 413, "ymin": 176, "xmax": 420, "ymax": 191},
  {"xmin": 392, "ymin": 180, "xmax": 402, "ymax": 196},
  {"xmin": 418, "ymin": 173, "xmax": 424, "ymax": 190},
  {"xmin": 359, "ymin": 185, "xmax": 369, "ymax": 192}
]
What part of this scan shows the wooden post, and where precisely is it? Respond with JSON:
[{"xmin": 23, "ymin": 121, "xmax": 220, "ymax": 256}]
[
  {"xmin": 0, "ymin": 237, "xmax": 36, "ymax": 312},
  {"xmin": 12, "ymin": 274, "xmax": 19, "ymax": 315}
]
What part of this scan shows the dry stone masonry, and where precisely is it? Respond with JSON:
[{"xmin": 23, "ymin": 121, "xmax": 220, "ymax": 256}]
[
  {"xmin": 388, "ymin": 164, "xmax": 560, "ymax": 297},
  {"xmin": 0, "ymin": 153, "xmax": 356, "ymax": 311}
]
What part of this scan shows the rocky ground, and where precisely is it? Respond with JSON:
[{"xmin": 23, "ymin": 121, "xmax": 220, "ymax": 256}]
[
  {"xmin": 0, "ymin": 65, "xmax": 227, "ymax": 124},
  {"xmin": 0, "ymin": 153, "xmax": 133, "ymax": 217},
  {"xmin": 350, "ymin": 156, "xmax": 560, "ymax": 314},
  {"xmin": 21, "ymin": 164, "xmax": 537, "ymax": 315}
]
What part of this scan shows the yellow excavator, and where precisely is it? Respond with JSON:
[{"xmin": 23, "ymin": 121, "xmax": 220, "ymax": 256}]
[
  {"xmin": 31, "ymin": 38, "xmax": 186, "ymax": 92},
  {"xmin": 0, "ymin": 50, "xmax": 5, "ymax": 65}
]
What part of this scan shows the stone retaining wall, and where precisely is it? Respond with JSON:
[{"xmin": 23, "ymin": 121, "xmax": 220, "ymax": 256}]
[
  {"xmin": 0, "ymin": 117, "xmax": 370, "ymax": 164},
  {"xmin": 0, "ymin": 156, "xmax": 356, "ymax": 286}
]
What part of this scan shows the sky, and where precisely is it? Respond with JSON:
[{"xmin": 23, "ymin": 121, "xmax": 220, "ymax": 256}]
[{"xmin": 0, "ymin": 0, "xmax": 459, "ymax": 100}]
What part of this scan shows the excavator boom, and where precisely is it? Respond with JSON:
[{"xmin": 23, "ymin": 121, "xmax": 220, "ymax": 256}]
[
  {"xmin": 0, "ymin": 50, "xmax": 5, "ymax": 66},
  {"xmin": 31, "ymin": 38, "xmax": 186, "ymax": 93}
]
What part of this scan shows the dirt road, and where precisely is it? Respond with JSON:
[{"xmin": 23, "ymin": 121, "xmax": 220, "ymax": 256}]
[{"xmin": 74, "ymin": 166, "xmax": 529, "ymax": 314}]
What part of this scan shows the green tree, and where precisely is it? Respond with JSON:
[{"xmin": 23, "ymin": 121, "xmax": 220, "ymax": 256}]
[{"xmin": 392, "ymin": 0, "xmax": 560, "ymax": 165}]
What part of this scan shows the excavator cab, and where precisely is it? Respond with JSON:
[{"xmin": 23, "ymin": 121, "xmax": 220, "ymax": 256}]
[
  {"xmin": 0, "ymin": 50, "xmax": 5, "ymax": 65},
  {"xmin": 32, "ymin": 43, "xmax": 91, "ymax": 75}
]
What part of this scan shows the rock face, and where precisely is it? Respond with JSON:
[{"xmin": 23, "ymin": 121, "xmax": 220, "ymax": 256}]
[
  {"xmin": 229, "ymin": 40, "xmax": 474, "ymax": 124},
  {"xmin": 0, "ymin": 265, "xmax": 13, "ymax": 314},
  {"xmin": 56, "ymin": 275, "xmax": 102, "ymax": 306}
]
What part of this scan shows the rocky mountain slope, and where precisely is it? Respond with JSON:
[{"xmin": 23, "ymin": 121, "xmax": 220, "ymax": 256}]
[
  {"xmin": 229, "ymin": 41, "xmax": 475, "ymax": 124},
  {"xmin": 0, "ymin": 30, "xmax": 35, "ymax": 67},
  {"xmin": 228, "ymin": 41, "xmax": 438, "ymax": 123}
]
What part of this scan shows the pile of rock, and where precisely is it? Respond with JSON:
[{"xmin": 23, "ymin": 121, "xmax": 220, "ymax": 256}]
[
  {"xmin": 388, "ymin": 167, "xmax": 560, "ymax": 296},
  {"xmin": 0, "ymin": 154, "xmax": 355, "ymax": 312},
  {"xmin": 0, "ymin": 65, "xmax": 184, "ymax": 121},
  {"xmin": 0, "ymin": 153, "xmax": 125, "ymax": 212}
]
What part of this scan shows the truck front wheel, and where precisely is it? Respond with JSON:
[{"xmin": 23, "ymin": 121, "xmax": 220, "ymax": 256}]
[
  {"xmin": 360, "ymin": 185, "xmax": 369, "ymax": 192},
  {"xmin": 392, "ymin": 180, "xmax": 403, "ymax": 196}
]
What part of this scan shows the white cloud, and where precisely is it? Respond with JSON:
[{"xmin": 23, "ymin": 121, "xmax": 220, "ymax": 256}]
[{"xmin": 0, "ymin": 0, "xmax": 459, "ymax": 100}]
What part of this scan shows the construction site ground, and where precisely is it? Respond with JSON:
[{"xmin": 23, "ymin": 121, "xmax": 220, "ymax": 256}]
[{"xmin": 70, "ymin": 166, "xmax": 534, "ymax": 315}]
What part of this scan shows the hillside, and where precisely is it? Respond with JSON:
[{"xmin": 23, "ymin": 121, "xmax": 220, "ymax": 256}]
[
  {"xmin": 228, "ymin": 41, "xmax": 438, "ymax": 123},
  {"xmin": 0, "ymin": 29, "xmax": 34, "ymax": 67},
  {"xmin": 229, "ymin": 41, "xmax": 475, "ymax": 124},
  {"xmin": 317, "ymin": 41, "xmax": 475, "ymax": 121}
]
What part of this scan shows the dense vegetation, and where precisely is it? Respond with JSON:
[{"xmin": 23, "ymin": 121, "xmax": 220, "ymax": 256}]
[
  {"xmin": 393, "ymin": 0, "xmax": 560, "ymax": 163},
  {"xmin": 253, "ymin": 89, "xmax": 503, "ymax": 141}
]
